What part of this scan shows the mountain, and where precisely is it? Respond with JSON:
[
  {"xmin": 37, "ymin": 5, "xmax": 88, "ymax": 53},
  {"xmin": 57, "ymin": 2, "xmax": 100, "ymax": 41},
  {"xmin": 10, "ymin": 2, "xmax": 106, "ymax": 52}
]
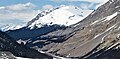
[
  {"xmin": 37, "ymin": 0, "xmax": 120, "ymax": 58},
  {"xmin": 0, "ymin": 31, "xmax": 53, "ymax": 59},
  {"xmin": 0, "ymin": 5, "xmax": 92, "ymax": 31},
  {"xmin": 27, "ymin": 5, "xmax": 93, "ymax": 29},
  {"xmin": 6, "ymin": 5, "xmax": 92, "ymax": 40},
  {"xmin": 4, "ymin": 0, "xmax": 120, "ymax": 58}
]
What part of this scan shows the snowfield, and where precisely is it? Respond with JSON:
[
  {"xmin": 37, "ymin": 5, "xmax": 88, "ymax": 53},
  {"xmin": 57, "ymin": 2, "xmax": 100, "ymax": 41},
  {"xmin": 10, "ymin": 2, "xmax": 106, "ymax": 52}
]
[{"xmin": 28, "ymin": 6, "xmax": 93, "ymax": 29}]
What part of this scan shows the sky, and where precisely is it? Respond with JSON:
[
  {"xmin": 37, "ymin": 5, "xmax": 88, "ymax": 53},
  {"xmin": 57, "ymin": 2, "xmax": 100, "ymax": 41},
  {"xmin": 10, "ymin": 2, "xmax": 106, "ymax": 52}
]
[{"xmin": 0, "ymin": 0, "xmax": 109, "ymax": 26}]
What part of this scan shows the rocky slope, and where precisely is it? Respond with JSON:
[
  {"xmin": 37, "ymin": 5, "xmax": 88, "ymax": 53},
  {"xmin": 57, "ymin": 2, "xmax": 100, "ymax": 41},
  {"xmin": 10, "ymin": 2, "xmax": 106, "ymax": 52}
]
[
  {"xmin": 39, "ymin": 0, "xmax": 120, "ymax": 58},
  {"xmin": 24, "ymin": 0, "xmax": 120, "ymax": 58}
]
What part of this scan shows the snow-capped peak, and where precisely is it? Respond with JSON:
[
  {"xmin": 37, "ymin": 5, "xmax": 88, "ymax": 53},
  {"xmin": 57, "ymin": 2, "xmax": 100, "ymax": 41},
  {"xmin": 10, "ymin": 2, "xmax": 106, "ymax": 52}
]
[{"xmin": 28, "ymin": 5, "xmax": 93, "ymax": 29}]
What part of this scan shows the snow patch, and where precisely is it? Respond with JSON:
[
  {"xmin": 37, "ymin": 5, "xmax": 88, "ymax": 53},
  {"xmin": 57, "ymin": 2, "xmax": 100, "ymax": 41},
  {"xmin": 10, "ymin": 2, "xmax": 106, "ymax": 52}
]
[
  {"xmin": 115, "ymin": 6, "xmax": 119, "ymax": 8},
  {"xmin": 94, "ymin": 24, "xmax": 117, "ymax": 39},
  {"xmin": 103, "ymin": 12, "xmax": 118, "ymax": 21},
  {"xmin": 91, "ymin": 12, "xmax": 118, "ymax": 25},
  {"xmin": 17, "ymin": 39, "xmax": 31, "ymax": 45},
  {"xmin": 15, "ymin": 57, "xmax": 31, "ymax": 59}
]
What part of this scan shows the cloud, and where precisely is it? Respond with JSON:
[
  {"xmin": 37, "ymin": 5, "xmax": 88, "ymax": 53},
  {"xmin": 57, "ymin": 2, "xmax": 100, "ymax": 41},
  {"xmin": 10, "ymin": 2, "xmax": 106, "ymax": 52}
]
[
  {"xmin": 0, "ymin": 2, "xmax": 36, "ymax": 11},
  {"xmin": 0, "ymin": 11, "xmax": 39, "ymax": 21},
  {"xmin": 79, "ymin": 2, "xmax": 98, "ymax": 10},
  {"xmin": 54, "ymin": 0, "xmax": 109, "ymax": 3},
  {"xmin": 42, "ymin": 4, "xmax": 54, "ymax": 10},
  {"xmin": 50, "ymin": 0, "xmax": 109, "ymax": 10},
  {"xmin": 0, "ymin": 2, "xmax": 40, "ymax": 25},
  {"xmin": 8, "ymin": 2, "xmax": 36, "ymax": 11},
  {"xmin": 65, "ymin": 0, "xmax": 109, "ymax": 9},
  {"xmin": 51, "ymin": 0, "xmax": 61, "ymax": 2},
  {"xmin": 79, "ymin": 3, "xmax": 90, "ymax": 10}
]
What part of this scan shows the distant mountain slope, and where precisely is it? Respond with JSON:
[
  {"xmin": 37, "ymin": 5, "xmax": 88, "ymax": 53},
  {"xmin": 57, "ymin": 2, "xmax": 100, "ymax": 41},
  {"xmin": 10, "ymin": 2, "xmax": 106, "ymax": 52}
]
[
  {"xmin": 0, "ymin": 24, "xmax": 24, "ymax": 32},
  {"xmin": 0, "ymin": 31, "xmax": 53, "ymax": 59}
]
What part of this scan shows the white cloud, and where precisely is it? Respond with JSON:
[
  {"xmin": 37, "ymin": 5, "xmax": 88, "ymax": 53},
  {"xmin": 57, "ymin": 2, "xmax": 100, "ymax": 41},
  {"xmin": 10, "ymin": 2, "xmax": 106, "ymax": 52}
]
[
  {"xmin": 79, "ymin": 3, "xmax": 96, "ymax": 10},
  {"xmin": 69, "ymin": 0, "xmax": 110, "ymax": 8},
  {"xmin": 51, "ymin": 0, "xmax": 109, "ymax": 10},
  {"xmin": 0, "ymin": 2, "xmax": 36, "ymax": 11},
  {"xmin": 8, "ymin": 2, "xmax": 36, "ymax": 11},
  {"xmin": 57, "ymin": 0, "xmax": 109, "ymax": 3},
  {"xmin": 51, "ymin": 0, "xmax": 61, "ymax": 2},
  {"xmin": 0, "ymin": 11, "xmax": 39, "ymax": 21},
  {"xmin": 42, "ymin": 4, "xmax": 54, "ymax": 10},
  {"xmin": 0, "ymin": 2, "xmax": 41, "ymax": 25},
  {"xmin": 79, "ymin": 3, "xmax": 89, "ymax": 10}
]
